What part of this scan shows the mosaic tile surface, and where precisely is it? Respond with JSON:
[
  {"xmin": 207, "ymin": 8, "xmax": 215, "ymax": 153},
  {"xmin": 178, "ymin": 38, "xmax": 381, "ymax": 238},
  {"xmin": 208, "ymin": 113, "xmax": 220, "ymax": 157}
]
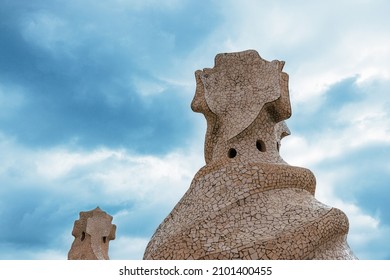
[{"xmin": 144, "ymin": 50, "xmax": 356, "ymax": 260}]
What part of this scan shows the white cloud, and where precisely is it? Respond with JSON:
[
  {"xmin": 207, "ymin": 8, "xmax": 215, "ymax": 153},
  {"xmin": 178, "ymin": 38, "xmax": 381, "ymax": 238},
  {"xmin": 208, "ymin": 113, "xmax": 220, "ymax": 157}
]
[
  {"xmin": 0, "ymin": 247, "xmax": 67, "ymax": 260},
  {"xmin": 109, "ymin": 236, "xmax": 149, "ymax": 260},
  {"xmin": 0, "ymin": 132, "xmax": 204, "ymax": 207},
  {"xmin": 32, "ymin": 249, "xmax": 67, "ymax": 260},
  {"xmin": 88, "ymin": 149, "xmax": 203, "ymax": 204},
  {"xmin": 0, "ymin": 82, "xmax": 27, "ymax": 119},
  {"xmin": 185, "ymin": 0, "xmax": 390, "ymax": 104},
  {"xmin": 131, "ymin": 76, "xmax": 166, "ymax": 97},
  {"xmin": 21, "ymin": 12, "xmax": 78, "ymax": 56},
  {"xmin": 113, "ymin": 0, "xmax": 183, "ymax": 11},
  {"xmin": 281, "ymin": 75, "xmax": 390, "ymax": 167},
  {"xmin": 0, "ymin": 133, "xmax": 205, "ymax": 259},
  {"xmin": 35, "ymin": 149, "xmax": 119, "ymax": 181}
]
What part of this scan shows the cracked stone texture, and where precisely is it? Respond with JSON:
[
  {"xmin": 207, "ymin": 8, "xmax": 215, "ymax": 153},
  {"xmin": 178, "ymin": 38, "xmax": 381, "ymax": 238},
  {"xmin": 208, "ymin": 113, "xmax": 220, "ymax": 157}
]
[
  {"xmin": 68, "ymin": 207, "xmax": 116, "ymax": 260},
  {"xmin": 143, "ymin": 50, "xmax": 356, "ymax": 260}
]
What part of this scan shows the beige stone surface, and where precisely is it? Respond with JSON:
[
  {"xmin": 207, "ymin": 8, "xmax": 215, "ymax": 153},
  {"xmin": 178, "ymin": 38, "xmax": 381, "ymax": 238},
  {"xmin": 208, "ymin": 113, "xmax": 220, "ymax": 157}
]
[
  {"xmin": 68, "ymin": 207, "xmax": 116, "ymax": 260},
  {"xmin": 143, "ymin": 50, "xmax": 356, "ymax": 260}
]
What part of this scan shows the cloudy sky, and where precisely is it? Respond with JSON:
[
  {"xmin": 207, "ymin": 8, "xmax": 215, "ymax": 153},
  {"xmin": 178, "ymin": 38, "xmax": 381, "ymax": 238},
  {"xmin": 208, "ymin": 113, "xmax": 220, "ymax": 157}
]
[{"xmin": 0, "ymin": 0, "xmax": 389, "ymax": 260}]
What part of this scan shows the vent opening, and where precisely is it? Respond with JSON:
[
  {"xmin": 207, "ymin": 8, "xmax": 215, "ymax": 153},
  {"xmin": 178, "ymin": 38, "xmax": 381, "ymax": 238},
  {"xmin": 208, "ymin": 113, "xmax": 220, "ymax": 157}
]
[
  {"xmin": 228, "ymin": 148, "xmax": 237, "ymax": 158},
  {"xmin": 256, "ymin": 140, "xmax": 266, "ymax": 152}
]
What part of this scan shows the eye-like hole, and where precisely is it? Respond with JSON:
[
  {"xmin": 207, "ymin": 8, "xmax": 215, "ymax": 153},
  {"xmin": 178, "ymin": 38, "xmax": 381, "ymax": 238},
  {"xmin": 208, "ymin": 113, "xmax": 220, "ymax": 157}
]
[
  {"xmin": 228, "ymin": 148, "xmax": 237, "ymax": 158},
  {"xmin": 256, "ymin": 140, "xmax": 266, "ymax": 152},
  {"xmin": 81, "ymin": 231, "xmax": 86, "ymax": 241},
  {"xmin": 102, "ymin": 236, "xmax": 107, "ymax": 243},
  {"xmin": 277, "ymin": 142, "xmax": 280, "ymax": 152}
]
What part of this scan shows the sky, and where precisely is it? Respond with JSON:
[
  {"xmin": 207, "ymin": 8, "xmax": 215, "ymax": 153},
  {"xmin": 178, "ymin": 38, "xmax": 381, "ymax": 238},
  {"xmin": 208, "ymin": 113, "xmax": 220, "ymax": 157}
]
[{"xmin": 0, "ymin": 0, "xmax": 389, "ymax": 260}]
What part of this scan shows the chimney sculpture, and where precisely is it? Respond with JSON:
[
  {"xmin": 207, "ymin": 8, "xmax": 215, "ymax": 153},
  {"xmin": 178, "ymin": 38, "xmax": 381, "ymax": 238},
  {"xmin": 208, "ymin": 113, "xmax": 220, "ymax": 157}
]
[
  {"xmin": 68, "ymin": 207, "xmax": 116, "ymax": 260},
  {"xmin": 144, "ymin": 50, "xmax": 356, "ymax": 259}
]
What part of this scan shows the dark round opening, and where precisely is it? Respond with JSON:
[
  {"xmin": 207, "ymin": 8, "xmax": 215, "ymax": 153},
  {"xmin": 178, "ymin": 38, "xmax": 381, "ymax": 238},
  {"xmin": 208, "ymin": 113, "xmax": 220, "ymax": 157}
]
[
  {"xmin": 228, "ymin": 148, "xmax": 237, "ymax": 158},
  {"xmin": 256, "ymin": 140, "xmax": 266, "ymax": 152},
  {"xmin": 103, "ymin": 236, "xmax": 107, "ymax": 243},
  {"xmin": 81, "ymin": 231, "xmax": 86, "ymax": 241}
]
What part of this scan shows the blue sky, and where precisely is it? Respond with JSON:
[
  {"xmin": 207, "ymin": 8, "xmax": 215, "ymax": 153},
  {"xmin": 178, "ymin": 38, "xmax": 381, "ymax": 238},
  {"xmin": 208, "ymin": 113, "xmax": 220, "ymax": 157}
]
[{"xmin": 0, "ymin": 0, "xmax": 389, "ymax": 260}]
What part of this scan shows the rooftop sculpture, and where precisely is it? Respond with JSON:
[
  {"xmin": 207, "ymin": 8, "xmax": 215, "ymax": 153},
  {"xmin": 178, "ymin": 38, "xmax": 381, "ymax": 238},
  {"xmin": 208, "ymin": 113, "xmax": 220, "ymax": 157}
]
[
  {"xmin": 144, "ymin": 50, "xmax": 356, "ymax": 259},
  {"xmin": 68, "ymin": 207, "xmax": 116, "ymax": 260}
]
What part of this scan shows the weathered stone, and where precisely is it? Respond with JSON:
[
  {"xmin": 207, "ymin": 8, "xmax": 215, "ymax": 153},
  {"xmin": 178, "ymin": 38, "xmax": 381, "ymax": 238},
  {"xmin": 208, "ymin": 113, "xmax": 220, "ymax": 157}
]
[
  {"xmin": 68, "ymin": 207, "xmax": 116, "ymax": 260},
  {"xmin": 143, "ymin": 50, "xmax": 356, "ymax": 260}
]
